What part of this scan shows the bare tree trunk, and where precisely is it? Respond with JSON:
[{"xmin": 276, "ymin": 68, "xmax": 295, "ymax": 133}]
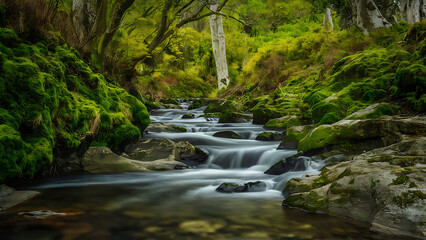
[
  {"xmin": 209, "ymin": 0, "xmax": 230, "ymax": 90},
  {"xmin": 72, "ymin": 0, "xmax": 95, "ymax": 47},
  {"xmin": 400, "ymin": 0, "xmax": 426, "ymax": 24},
  {"xmin": 323, "ymin": 8, "xmax": 334, "ymax": 30},
  {"xmin": 355, "ymin": 0, "xmax": 392, "ymax": 32}
]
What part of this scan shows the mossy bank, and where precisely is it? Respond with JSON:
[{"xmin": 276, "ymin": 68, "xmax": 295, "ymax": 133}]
[{"xmin": 0, "ymin": 28, "xmax": 150, "ymax": 184}]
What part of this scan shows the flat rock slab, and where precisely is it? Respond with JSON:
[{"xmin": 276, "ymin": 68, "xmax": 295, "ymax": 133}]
[{"xmin": 0, "ymin": 185, "xmax": 40, "ymax": 211}]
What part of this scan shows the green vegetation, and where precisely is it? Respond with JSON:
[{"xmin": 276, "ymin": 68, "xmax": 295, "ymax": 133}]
[{"xmin": 0, "ymin": 27, "xmax": 149, "ymax": 183}]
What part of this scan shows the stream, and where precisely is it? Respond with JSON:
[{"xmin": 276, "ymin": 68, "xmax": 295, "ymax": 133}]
[{"xmin": 0, "ymin": 102, "xmax": 401, "ymax": 240}]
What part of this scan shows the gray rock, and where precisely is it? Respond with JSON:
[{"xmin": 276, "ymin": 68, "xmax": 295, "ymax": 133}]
[
  {"xmin": 145, "ymin": 123, "xmax": 187, "ymax": 133},
  {"xmin": 264, "ymin": 156, "xmax": 309, "ymax": 175},
  {"xmin": 216, "ymin": 181, "xmax": 267, "ymax": 193},
  {"xmin": 213, "ymin": 131, "xmax": 242, "ymax": 139},
  {"xmin": 255, "ymin": 132, "xmax": 282, "ymax": 141},
  {"xmin": 283, "ymin": 137, "xmax": 426, "ymax": 239},
  {"xmin": 0, "ymin": 185, "xmax": 40, "ymax": 211}
]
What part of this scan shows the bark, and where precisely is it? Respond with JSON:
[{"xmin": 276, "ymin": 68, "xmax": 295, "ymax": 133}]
[
  {"xmin": 323, "ymin": 8, "xmax": 334, "ymax": 30},
  {"xmin": 356, "ymin": 0, "xmax": 392, "ymax": 32},
  {"xmin": 72, "ymin": 0, "xmax": 95, "ymax": 44},
  {"xmin": 400, "ymin": 0, "xmax": 426, "ymax": 24},
  {"xmin": 209, "ymin": 0, "xmax": 230, "ymax": 90}
]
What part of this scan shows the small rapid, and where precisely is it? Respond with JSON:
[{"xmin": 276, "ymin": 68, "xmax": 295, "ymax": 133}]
[{"xmin": 144, "ymin": 101, "xmax": 323, "ymax": 193}]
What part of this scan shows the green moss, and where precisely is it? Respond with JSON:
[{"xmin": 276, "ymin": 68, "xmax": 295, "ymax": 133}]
[
  {"xmin": 366, "ymin": 104, "xmax": 395, "ymax": 118},
  {"xmin": 253, "ymin": 107, "xmax": 282, "ymax": 125},
  {"xmin": 311, "ymin": 102, "xmax": 342, "ymax": 123},
  {"xmin": 394, "ymin": 64, "xmax": 426, "ymax": 93},
  {"xmin": 361, "ymin": 89, "xmax": 387, "ymax": 103},
  {"xmin": 283, "ymin": 191, "xmax": 326, "ymax": 212},
  {"xmin": 349, "ymin": 178, "xmax": 355, "ymax": 184},
  {"xmin": 0, "ymin": 28, "xmax": 150, "ymax": 183},
  {"xmin": 264, "ymin": 116, "xmax": 301, "ymax": 129},
  {"xmin": 391, "ymin": 170, "xmax": 410, "ymax": 185},
  {"xmin": 188, "ymin": 100, "xmax": 203, "ymax": 110},
  {"xmin": 393, "ymin": 190, "xmax": 426, "ymax": 208},
  {"xmin": 160, "ymin": 99, "xmax": 179, "ymax": 105},
  {"xmin": 318, "ymin": 112, "xmax": 341, "ymax": 125},
  {"xmin": 303, "ymin": 91, "xmax": 327, "ymax": 106},
  {"xmin": 0, "ymin": 125, "xmax": 26, "ymax": 182}
]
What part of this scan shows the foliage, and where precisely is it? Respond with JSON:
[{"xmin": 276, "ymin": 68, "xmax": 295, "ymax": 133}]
[{"xmin": 0, "ymin": 27, "xmax": 149, "ymax": 183}]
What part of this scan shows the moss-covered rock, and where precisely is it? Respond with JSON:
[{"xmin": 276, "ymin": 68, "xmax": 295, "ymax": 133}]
[
  {"xmin": 298, "ymin": 116, "xmax": 425, "ymax": 153},
  {"xmin": 0, "ymin": 28, "xmax": 150, "ymax": 183},
  {"xmin": 255, "ymin": 132, "xmax": 282, "ymax": 141},
  {"xmin": 264, "ymin": 116, "xmax": 301, "ymax": 129},
  {"xmin": 252, "ymin": 107, "xmax": 283, "ymax": 125},
  {"xmin": 283, "ymin": 138, "xmax": 426, "ymax": 239},
  {"xmin": 311, "ymin": 101, "xmax": 343, "ymax": 124},
  {"xmin": 182, "ymin": 113, "xmax": 195, "ymax": 119},
  {"xmin": 204, "ymin": 100, "xmax": 237, "ymax": 114},
  {"xmin": 218, "ymin": 111, "xmax": 252, "ymax": 123},
  {"xmin": 187, "ymin": 99, "xmax": 203, "ymax": 110},
  {"xmin": 345, "ymin": 103, "xmax": 395, "ymax": 120}
]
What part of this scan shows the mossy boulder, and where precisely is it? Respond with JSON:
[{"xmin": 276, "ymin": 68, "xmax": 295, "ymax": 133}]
[
  {"xmin": 160, "ymin": 99, "xmax": 180, "ymax": 105},
  {"xmin": 204, "ymin": 100, "xmax": 237, "ymax": 114},
  {"xmin": 218, "ymin": 111, "xmax": 252, "ymax": 123},
  {"xmin": 278, "ymin": 125, "xmax": 315, "ymax": 150},
  {"xmin": 298, "ymin": 116, "xmax": 426, "ymax": 153},
  {"xmin": 283, "ymin": 138, "xmax": 426, "ymax": 239},
  {"xmin": 345, "ymin": 103, "xmax": 395, "ymax": 120},
  {"xmin": 81, "ymin": 146, "xmax": 187, "ymax": 173},
  {"xmin": 252, "ymin": 107, "xmax": 283, "ymax": 125},
  {"xmin": 187, "ymin": 99, "xmax": 203, "ymax": 110},
  {"xmin": 145, "ymin": 123, "xmax": 187, "ymax": 133},
  {"xmin": 264, "ymin": 116, "xmax": 301, "ymax": 129},
  {"xmin": 255, "ymin": 132, "xmax": 282, "ymax": 141},
  {"xmin": 311, "ymin": 101, "xmax": 343, "ymax": 124},
  {"xmin": 182, "ymin": 113, "xmax": 195, "ymax": 119}
]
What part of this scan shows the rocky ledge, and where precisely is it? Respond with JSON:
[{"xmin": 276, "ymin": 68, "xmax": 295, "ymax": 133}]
[
  {"xmin": 0, "ymin": 185, "xmax": 39, "ymax": 211},
  {"xmin": 62, "ymin": 138, "xmax": 208, "ymax": 174},
  {"xmin": 281, "ymin": 115, "xmax": 425, "ymax": 239}
]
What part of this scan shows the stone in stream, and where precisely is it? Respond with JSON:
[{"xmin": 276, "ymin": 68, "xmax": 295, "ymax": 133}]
[
  {"xmin": 264, "ymin": 156, "xmax": 308, "ymax": 175},
  {"xmin": 80, "ymin": 138, "xmax": 209, "ymax": 173},
  {"xmin": 216, "ymin": 181, "xmax": 267, "ymax": 193},
  {"xmin": 182, "ymin": 113, "xmax": 195, "ymax": 119},
  {"xmin": 145, "ymin": 123, "xmax": 187, "ymax": 133},
  {"xmin": 0, "ymin": 185, "xmax": 40, "ymax": 211},
  {"xmin": 255, "ymin": 132, "xmax": 282, "ymax": 141},
  {"xmin": 213, "ymin": 131, "xmax": 242, "ymax": 139}
]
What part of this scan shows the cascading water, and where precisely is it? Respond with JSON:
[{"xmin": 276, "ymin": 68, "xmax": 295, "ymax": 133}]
[
  {"xmin": 0, "ymin": 101, "xmax": 400, "ymax": 240},
  {"xmin": 146, "ymin": 101, "xmax": 323, "ymax": 193}
]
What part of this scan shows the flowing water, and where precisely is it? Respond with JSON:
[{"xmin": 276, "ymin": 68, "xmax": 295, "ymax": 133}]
[{"xmin": 0, "ymin": 101, "xmax": 401, "ymax": 240}]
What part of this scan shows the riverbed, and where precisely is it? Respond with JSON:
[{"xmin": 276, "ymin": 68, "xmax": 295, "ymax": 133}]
[{"xmin": 0, "ymin": 102, "xmax": 401, "ymax": 239}]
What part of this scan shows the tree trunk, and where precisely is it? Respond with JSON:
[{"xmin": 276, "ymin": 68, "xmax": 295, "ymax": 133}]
[
  {"xmin": 356, "ymin": 0, "xmax": 392, "ymax": 32},
  {"xmin": 209, "ymin": 0, "xmax": 230, "ymax": 90},
  {"xmin": 323, "ymin": 8, "xmax": 334, "ymax": 30},
  {"xmin": 400, "ymin": 0, "xmax": 426, "ymax": 24},
  {"xmin": 72, "ymin": 0, "xmax": 96, "ymax": 47}
]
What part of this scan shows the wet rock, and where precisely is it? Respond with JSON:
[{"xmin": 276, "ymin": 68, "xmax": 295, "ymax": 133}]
[
  {"xmin": 278, "ymin": 125, "xmax": 314, "ymax": 150},
  {"xmin": 256, "ymin": 132, "xmax": 282, "ymax": 141},
  {"xmin": 283, "ymin": 137, "xmax": 426, "ymax": 239},
  {"xmin": 145, "ymin": 123, "xmax": 187, "ymax": 133},
  {"xmin": 182, "ymin": 113, "xmax": 195, "ymax": 119},
  {"xmin": 125, "ymin": 138, "xmax": 204, "ymax": 162},
  {"xmin": 345, "ymin": 103, "xmax": 395, "ymax": 120},
  {"xmin": 81, "ymin": 146, "xmax": 187, "ymax": 173},
  {"xmin": 0, "ymin": 185, "xmax": 40, "ymax": 211},
  {"xmin": 298, "ymin": 116, "xmax": 426, "ymax": 153},
  {"xmin": 187, "ymin": 100, "xmax": 203, "ymax": 110},
  {"xmin": 216, "ymin": 181, "xmax": 267, "ymax": 193},
  {"xmin": 264, "ymin": 156, "xmax": 309, "ymax": 175},
  {"xmin": 218, "ymin": 111, "xmax": 252, "ymax": 123},
  {"xmin": 264, "ymin": 116, "xmax": 301, "ymax": 130},
  {"xmin": 253, "ymin": 108, "xmax": 282, "ymax": 125},
  {"xmin": 213, "ymin": 131, "xmax": 242, "ymax": 139}
]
